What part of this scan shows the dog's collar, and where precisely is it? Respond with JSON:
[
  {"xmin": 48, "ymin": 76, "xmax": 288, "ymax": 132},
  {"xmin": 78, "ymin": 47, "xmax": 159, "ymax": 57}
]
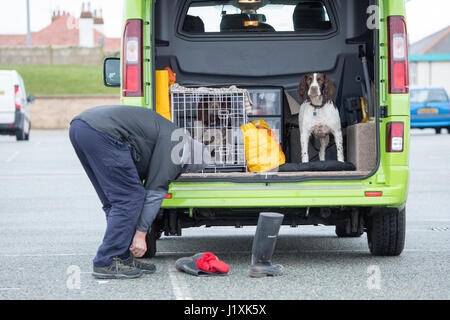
[{"xmin": 309, "ymin": 100, "xmax": 325, "ymax": 109}]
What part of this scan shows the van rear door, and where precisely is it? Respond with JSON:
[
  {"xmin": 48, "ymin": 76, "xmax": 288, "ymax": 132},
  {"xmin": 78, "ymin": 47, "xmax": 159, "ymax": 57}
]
[{"xmin": 0, "ymin": 72, "xmax": 15, "ymax": 124}]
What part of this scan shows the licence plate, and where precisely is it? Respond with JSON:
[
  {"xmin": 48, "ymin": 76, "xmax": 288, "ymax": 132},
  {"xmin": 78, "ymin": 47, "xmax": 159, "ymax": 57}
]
[{"xmin": 418, "ymin": 108, "xmax": 438, "ymax": 114}]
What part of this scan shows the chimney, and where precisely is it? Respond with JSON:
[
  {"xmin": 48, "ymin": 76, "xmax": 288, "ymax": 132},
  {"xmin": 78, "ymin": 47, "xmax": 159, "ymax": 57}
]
[
  {"xmin": 79, "ymin": 2, "xmax": 94, "ymax": 47},
  {"xmin": 51, "ymin": 9, "xmax": 61, "ymax": 23},
  {"xmin": 93, "ymin": 8, "xmax": 105, "ymax": 36}
]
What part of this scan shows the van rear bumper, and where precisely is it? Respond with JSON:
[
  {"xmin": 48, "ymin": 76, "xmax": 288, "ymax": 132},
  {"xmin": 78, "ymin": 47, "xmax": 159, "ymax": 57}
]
[
  {"xmin": 411, "ymin": 114, "xmax": 450, "ymax": 128},
  {"xmin": 0, "ymin": 123, "xmax": 17, "ymax": 134},
  {"xmin": 0, "ymin": 111, "xmax": 24, "ymax": 134},
  {"xmin": 162, "ymin": 179, "xmax": 407, "ymax": 211}
]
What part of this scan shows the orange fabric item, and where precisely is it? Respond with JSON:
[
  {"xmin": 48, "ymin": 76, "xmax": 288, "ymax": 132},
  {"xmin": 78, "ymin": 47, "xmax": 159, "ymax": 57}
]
[{"xmin": 165, "ymin": 67, "xmax": 176, "ymax": 84}]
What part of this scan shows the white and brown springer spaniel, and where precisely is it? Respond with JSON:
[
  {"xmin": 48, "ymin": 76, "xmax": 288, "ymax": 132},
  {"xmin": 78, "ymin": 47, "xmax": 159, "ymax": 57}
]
[{"xmin": 298, "ymin": 73, "xmax": 344, "ymax": 163}]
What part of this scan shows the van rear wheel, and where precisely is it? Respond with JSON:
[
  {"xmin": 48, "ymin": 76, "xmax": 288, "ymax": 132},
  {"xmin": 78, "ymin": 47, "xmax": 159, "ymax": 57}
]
[
  {"xmin": 24, "ymin": 122, "xmax": 30, "ymax": 141},
  {"xmin": 16, "ymin": 128, "xmax": 26, "ymax": 141},
  {"xmin": 366, "ymin": 208, "xmax": 405, "ymax": 256}
]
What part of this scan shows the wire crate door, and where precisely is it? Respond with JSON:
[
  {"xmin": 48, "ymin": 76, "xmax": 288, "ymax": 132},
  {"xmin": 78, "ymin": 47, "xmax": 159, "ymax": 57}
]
[{"xmin": 171, "ymin": 90, "xmax": 247, "ymax": 171}]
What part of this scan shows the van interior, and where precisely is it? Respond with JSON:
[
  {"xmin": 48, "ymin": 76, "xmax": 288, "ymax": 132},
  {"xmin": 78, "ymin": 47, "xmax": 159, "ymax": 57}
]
[{"xmin": 154, "ymin": 0, "xmax": 378, "ymax": 180}]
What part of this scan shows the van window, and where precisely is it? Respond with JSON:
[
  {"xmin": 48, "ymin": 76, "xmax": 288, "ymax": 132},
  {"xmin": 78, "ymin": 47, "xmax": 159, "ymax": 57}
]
[{"xmin": 182, "ymin": 0, "xmax": 332, "ymax": 34}]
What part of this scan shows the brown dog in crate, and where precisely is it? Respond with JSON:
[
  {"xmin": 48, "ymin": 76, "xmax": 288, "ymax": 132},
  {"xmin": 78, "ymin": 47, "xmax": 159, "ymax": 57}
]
[
  {"xmin": 196, "ymin": 94, "xmax": 233, "ymax": 164},
  {"xmin": 170, "ymin": 84, "xmax": 251, "ymax": 170}
]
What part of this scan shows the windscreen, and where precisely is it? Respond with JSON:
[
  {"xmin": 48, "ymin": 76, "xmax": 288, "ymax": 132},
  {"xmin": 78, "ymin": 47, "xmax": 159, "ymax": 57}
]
[
  {"xmin": 182, "ymin": 0, "xmax": 331, "ymax": 34},
  {"xmin": 410, "ymin": 89, "xmax": 449, "ymax": 103}
]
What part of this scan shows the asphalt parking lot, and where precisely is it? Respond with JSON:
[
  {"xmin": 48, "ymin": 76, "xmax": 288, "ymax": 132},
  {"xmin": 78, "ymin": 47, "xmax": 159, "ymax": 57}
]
[{"xmin": 1, "ymin": 128, "xmax": 450, "ymax": 300}]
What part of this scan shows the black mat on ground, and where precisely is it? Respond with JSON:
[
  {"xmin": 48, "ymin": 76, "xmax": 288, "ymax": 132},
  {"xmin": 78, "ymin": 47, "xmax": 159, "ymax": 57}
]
[{"xmin": 278, "ymin": 161, "xmax": 356, "ymax": 172}]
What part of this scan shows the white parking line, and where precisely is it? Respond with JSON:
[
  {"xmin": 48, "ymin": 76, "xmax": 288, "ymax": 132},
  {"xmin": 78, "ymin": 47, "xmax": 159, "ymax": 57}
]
[
  {"xmin": 0, "ymin": 288, "xmax": 20, "ymax": 291},
  {"xmin": 0, "ymin": 253, "xmax": 91, "ymax": 257},
  {"xmin": 168, "ymin": 264, "xmax": 193, "ymax": 300},
  {"xmin": 5, "ymin": 151, "xmax": 20, "ymax": 163},
  {"xmin": 0, "ymin": 173, "xmax": 84, "ymax": 178}
]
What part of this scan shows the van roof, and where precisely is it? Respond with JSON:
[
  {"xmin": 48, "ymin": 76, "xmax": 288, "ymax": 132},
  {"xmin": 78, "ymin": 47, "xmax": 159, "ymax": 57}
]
[
  {"xmin": 0, "ymin": 70, "xmax": 20, "ymax": 77},
  {"xmin": 0, "ymin": 70, "xmax": 21, "ymax": 82}
]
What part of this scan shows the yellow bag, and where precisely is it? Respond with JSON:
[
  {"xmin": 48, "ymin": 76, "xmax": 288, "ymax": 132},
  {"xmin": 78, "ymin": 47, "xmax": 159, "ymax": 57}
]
[{"xmin": 241, "ymin": 119, "xmax": 286, "ymax": 173}]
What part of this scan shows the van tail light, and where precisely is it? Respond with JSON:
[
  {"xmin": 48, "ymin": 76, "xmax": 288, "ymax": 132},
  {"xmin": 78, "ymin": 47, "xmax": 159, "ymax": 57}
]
[
  {"xmin": 122, "ymin": 19, "xmax": 143, "ymax": 97},
  {"xmin": 386, "ymin": 122, "xmax": 404, "ymax": 152},
  {"xmin": 14, "ymin": 85, "xmax": 21, "ymax": 110},
  {"xmin": 365, "ymin": 191, "xmax": 382, "ymax": 197},
  {"xmin": 387, "ymin": 16, "xmax": 409, "ymax": 94}
]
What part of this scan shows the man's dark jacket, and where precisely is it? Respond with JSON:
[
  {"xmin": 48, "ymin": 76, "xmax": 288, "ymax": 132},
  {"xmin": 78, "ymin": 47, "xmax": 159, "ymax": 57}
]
[{"xmin": 72, "ymin": 105, "xmax": 192, "ymax": 232}]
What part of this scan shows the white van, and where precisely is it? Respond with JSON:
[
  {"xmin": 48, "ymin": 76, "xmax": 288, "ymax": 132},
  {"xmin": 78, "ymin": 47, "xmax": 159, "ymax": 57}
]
[{"xmin": 0, "ymin": 70, "xmax": 33, "ymax": 141}]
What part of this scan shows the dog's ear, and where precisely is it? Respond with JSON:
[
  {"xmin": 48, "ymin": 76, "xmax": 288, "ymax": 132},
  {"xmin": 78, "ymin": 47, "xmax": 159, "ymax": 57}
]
[
  {"xmin": 298, "ymin": 75, "xmax": 309, "ymax": 102},
  {"xmin": 322, "ymin": 75, "xmax": 336, "ymax": 103}
]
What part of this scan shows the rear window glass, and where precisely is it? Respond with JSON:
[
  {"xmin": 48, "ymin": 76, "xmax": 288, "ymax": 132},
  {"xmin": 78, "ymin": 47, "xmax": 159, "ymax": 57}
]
[
  {"xmin": 411, "ymin": 90, "xmax": 449, "ymax": 103},
  {"xmin": 182, "ymin": 0, "xmax": 332, "ymax": 34}
]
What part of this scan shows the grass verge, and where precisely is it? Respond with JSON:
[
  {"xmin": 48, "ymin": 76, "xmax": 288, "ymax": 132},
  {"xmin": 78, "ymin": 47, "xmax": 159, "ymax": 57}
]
[{"xmin": 0, "ymin": 65, "xmax": 120, "ymax": 96}]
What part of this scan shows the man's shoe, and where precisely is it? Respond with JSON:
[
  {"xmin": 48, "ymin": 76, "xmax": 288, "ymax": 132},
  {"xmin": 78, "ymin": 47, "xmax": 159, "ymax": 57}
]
[
  {"xmin": 92, "ymin": 257, "xmax": 143, "ymax": 279},
  {"xmin": 124, "ymin": 256, "xmax": 156, "ymax": 274}
]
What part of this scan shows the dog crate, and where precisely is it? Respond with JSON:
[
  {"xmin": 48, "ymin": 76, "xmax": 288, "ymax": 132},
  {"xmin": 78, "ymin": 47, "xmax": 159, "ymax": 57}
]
[{"xmin": 171, "ymin": 86, "xmax": 248, "ymax": 172}]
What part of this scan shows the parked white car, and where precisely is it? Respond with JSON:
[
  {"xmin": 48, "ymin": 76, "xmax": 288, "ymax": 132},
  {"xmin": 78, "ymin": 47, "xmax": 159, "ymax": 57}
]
[{"xmin": 0, "ymin": 70, "xmax": 33, "ymax": 141}]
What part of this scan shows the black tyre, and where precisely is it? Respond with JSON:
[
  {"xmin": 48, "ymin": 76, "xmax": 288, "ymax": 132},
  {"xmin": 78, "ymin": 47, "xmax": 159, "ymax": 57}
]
[
  {"xmin": 25, "ymin": 122, "xmax": 31, "ymax": 141},
  {"xmin": 142, "ymin": 227, "xmax": 158, "ymax": 258},
  {"xmin": 335, "ymin": 225, "xmax": 363, "ymax": 238},
  {"xmin": 366, "ymin": 208, "xmax": 406, "ymax": 256},
  {"xmin": 435, "ymin": 128, "xmax": 442, "ymax": 134},
  {"xmin": 16, "ymin": 128, "xmax": 26, "ymax": 141}
]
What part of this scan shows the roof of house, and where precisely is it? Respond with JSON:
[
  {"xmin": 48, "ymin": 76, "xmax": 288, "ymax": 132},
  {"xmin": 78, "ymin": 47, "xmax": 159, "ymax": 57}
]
[
  {"xmin": 410, "ymin": 26, "xmax": 450, "ymax": 55},
  {"xmin": 0, "ymin": 14, "xmax": 120, "ymax": 51}
]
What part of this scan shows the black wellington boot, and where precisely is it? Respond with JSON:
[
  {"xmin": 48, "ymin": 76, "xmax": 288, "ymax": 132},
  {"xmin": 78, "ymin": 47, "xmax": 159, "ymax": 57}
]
[{"xmin": 249, "ymin": 212, "xmax": 284, "ymax": 278}]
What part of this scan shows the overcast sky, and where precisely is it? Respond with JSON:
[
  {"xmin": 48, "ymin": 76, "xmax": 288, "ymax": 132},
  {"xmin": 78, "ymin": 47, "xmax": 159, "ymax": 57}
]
[
  {"xmin": 0, "ymin": 0, "xmax": 448, "ymax": 43},
  {"xmin": 0, "ymin": 0, "xmax": 123, "ymax": 38}
]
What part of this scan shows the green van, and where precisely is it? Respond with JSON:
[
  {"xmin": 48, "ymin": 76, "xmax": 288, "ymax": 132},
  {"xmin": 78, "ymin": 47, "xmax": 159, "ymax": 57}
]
[{"xmin": 103, "ymin": 0, "xmax": 410, "ymax": 257}]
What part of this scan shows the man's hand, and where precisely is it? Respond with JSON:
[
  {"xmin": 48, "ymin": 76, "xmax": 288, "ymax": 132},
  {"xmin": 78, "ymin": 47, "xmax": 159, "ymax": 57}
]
[{"xmin": 130, "ymin": 231, "xmax": 147, "ymax": 258}]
